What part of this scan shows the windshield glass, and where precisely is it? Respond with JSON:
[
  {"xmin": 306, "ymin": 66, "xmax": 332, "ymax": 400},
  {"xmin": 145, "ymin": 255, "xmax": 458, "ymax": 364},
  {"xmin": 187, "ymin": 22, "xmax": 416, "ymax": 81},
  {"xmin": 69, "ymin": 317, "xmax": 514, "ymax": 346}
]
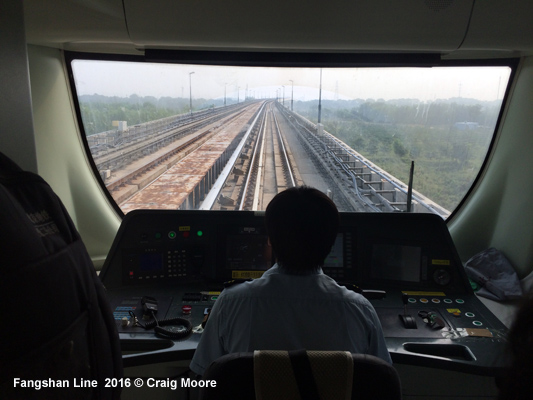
[{"xmin": 71, "ymin": 59, "xmax": 511, "ymax": 217}]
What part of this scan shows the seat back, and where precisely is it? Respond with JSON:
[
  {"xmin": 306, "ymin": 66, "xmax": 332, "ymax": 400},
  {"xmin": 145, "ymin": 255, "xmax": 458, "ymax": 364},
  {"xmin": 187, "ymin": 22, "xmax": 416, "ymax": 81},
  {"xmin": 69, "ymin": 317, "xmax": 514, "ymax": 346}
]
[
  {"xmin": 0, "ymin": 152, "xmax": 122, "ymax": 399},
  {"xmin": 200, "ymin": 350, "xmax": 401, "ymax": 400}
]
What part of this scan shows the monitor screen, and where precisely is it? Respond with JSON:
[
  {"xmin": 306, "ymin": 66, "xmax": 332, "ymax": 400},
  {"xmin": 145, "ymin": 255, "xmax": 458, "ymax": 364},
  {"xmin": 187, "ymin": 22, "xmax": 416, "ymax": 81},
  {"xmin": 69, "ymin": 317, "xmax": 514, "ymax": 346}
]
[
  {"xmin": 226, "ymin": 234, "xmax": 271, "ymax": 271},
  {"xmin": 371, "ymin": 244, "xmax": 421, "ymax": 282},
  {"xmin": 323, "ymin": 233, "xmax": 344, "ymax": 268},
  {"xmin": 139, "ymin": 253, "xmax": 164, "ymax": 271}
]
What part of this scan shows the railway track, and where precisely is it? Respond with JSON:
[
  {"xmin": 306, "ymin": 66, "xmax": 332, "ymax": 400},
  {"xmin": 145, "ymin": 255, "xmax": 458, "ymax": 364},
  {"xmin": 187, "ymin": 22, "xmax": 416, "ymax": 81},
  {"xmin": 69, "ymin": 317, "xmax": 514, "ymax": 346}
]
[
  {"xmin": 95, "ymin": 104, "xmax": 246, "ymax": 183},
  {"xmin": 206, "ymin": 101, "xmax": 301, "ymax": 210},
  {"xmin": 112, "ymin": 103, "xmax": 263, "ymax": 210},
  {"xmin": 239, "ymin": 101, "xmax": 298, "ymax": 210},
  {"xmin": 102, "ymin": 98, "xmax": 449, "ymax": 217}
]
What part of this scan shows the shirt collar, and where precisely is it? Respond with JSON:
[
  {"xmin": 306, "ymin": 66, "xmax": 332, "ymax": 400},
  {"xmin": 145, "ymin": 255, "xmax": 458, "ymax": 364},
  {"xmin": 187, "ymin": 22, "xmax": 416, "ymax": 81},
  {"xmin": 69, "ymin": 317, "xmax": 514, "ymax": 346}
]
[{"xmin": 266, "ymin": 263, "xmax": 324, "ymax": 276}]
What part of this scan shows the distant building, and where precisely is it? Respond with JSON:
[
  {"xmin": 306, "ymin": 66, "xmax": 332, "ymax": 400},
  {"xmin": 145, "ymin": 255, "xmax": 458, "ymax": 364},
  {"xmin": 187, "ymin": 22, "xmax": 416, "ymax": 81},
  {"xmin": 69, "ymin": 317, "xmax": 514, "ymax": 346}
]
[
  {"xmin": 112, "ymin": 120, "xmax": 128, "ymax": 131},
  {"xmin": 454, "ymin": 122, "xmax": 479, "ymax": 130}
]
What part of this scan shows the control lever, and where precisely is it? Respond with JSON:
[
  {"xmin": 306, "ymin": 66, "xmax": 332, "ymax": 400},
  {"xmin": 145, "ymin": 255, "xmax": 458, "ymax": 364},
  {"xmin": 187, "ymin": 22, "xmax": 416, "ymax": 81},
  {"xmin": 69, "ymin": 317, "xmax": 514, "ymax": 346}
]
[
  {"xmin": 418, "ymin": 311, "xmax": 446, "ymax": 330},
  {"xmin": 399, "ymin": 293, "xmax": 418, "ymax": 329},
  {"xmin": 361, "ymin": 289, "xmax": 387, "ymax": 300},
  {"xmin": 339, "ymin": 282, "xmax": 387, "ymax": 300}
]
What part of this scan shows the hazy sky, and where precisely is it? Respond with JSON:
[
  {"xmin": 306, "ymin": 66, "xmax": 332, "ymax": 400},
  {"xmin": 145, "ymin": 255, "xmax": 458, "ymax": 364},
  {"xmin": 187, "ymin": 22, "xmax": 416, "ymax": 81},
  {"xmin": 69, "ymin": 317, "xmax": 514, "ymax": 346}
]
[{"xmin": 71, "ymin": 60, "xmax": 511, "ymax": 103}]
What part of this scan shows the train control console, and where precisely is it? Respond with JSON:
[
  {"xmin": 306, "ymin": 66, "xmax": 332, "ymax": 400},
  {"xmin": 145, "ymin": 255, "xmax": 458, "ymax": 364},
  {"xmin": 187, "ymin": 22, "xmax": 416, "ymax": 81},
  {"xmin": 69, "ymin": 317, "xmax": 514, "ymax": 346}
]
[{"xmin": 100, "ymin": 210, "xmax": 509, "ymax": 374}]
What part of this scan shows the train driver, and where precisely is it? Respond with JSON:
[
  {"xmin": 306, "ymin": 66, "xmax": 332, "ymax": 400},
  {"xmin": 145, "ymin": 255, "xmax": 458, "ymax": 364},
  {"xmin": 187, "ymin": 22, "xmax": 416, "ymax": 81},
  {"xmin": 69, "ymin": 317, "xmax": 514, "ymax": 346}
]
[{"xmin": 190, "ymin": 186, "xmax": 391, "ymax": 376}]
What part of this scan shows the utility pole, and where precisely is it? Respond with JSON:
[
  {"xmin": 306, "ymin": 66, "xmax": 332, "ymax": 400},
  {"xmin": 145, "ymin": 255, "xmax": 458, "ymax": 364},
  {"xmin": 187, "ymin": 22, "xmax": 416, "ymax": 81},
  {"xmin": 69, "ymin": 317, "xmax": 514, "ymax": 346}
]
[
  {"xmin": 318, "ymin": 68, "xmax": 322, "ymax": 123},
  {"xmin": 289, "ymin": 79, "xmax": 294, "ymax": 111},
  {"xmin": 189, "ymin": 71, "xmax": 195, "ymax": 114}
]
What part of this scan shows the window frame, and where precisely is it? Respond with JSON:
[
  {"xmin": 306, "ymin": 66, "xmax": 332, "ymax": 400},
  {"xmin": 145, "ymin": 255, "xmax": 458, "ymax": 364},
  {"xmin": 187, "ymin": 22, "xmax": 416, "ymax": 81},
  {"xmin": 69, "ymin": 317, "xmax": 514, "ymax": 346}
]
[{"xmin": 64, "ymin": 51, "xmax": 518, "ymax": 220}]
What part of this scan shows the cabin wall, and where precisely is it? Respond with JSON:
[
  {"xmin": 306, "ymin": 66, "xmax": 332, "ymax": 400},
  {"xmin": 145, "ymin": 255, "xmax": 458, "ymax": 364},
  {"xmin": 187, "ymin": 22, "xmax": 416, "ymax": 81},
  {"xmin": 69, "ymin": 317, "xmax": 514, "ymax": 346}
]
[
  {"xmin": 0, "ymin": 0, "xmax": 37, "ymax": 172},
  {"xmin": 27, "ymin": 45, "xmax": 121, "ymax": 268},
  {"xmin": 450, "ymin": 57, "xmax": 533, "ymax": 280}
]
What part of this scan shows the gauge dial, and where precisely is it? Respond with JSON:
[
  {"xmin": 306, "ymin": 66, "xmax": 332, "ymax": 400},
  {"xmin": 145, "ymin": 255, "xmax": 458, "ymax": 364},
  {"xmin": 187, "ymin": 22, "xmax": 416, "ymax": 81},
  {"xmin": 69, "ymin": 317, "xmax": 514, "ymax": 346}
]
[{"xmin": 433, "ymin": 269, "xmax": 451, "ymax": 286}]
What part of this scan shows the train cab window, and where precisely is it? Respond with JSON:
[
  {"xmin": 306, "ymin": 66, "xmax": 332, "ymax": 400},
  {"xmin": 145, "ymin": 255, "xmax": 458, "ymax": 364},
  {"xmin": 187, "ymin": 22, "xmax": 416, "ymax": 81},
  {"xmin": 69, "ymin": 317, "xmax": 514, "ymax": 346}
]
[{"xmin": 68, "ymin": 55, "xmax": 512, "ymax": 217}]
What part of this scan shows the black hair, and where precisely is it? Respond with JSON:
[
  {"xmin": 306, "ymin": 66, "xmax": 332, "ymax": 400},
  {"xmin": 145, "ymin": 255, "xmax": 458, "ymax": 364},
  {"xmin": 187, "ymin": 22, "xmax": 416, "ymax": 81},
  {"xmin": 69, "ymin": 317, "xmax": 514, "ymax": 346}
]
[{"xmin": 265, "ymin": 186, "xmax": 339, "ymax": 273}]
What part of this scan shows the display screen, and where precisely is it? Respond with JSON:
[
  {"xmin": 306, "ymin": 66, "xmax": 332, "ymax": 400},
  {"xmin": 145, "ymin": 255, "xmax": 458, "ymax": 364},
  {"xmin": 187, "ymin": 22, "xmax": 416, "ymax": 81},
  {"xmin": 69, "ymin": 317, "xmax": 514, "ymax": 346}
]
[
  {"xmin": 371, "ymin": 244, "xmax": 421, "ymax": 282},
  {"xmin": 139, "ymin": 253, "xmax": 163, "ymax": 271},
  {"xmin": 226, "ymin": 233, "xmax": 272, "ymax": 271},
  {"xmin": 323, "ymin": 233, "xmax": 343, "ymax": 268}
]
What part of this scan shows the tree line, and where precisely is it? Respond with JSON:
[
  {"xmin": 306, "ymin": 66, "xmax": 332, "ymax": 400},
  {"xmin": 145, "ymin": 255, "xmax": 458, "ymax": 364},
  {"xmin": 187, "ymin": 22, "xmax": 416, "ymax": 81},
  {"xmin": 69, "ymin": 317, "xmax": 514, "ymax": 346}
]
[{"xmin": 78, "ymin": 94, "xmax": 223, "ymax": 135}]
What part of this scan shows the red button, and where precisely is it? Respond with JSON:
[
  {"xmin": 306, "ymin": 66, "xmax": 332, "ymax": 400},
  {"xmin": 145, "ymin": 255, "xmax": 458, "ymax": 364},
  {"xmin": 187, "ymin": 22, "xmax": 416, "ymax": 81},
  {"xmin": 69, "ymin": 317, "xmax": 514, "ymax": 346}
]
[{"xmin": 182, "ymin": 305, "xmax": 192, "ymax": 315}]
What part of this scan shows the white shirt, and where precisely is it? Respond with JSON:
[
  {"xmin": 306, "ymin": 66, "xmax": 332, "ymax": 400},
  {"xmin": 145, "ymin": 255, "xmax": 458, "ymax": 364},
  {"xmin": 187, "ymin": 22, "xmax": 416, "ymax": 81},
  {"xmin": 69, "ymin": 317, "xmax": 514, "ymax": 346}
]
[{"xmin": 190, "ymin": 264, "xmax": 391, "ymax": 375}]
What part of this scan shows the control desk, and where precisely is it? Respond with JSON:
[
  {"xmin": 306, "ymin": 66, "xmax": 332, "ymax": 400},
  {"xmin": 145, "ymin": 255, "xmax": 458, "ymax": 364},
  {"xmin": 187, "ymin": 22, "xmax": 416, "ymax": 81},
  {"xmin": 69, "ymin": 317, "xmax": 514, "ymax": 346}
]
[{"xmin": 100, "ymin": 210, "xmax": 509, "ymax": 375}]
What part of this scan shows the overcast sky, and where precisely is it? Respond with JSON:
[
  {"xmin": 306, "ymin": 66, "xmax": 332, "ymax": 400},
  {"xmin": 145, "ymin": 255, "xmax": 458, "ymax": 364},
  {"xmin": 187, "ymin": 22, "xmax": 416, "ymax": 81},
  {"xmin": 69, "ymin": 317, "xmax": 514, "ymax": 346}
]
[{"xmin": 71, "ymin": 60, "xmax": 511, "ymax": 103}]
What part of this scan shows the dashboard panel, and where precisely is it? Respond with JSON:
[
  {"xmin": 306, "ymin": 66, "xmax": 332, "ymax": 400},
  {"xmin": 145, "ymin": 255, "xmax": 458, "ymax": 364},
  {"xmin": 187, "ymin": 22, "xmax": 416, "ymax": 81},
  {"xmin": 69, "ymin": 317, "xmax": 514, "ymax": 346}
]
[{"xmin": 100, "ymin": 210, "xmax": 508, "ymax": 374}]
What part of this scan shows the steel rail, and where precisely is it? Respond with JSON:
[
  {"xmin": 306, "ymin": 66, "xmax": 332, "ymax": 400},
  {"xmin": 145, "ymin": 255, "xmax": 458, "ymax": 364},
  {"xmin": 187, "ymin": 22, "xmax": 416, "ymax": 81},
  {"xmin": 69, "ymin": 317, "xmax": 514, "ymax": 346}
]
[
  {"xmin": 239, "ymin": 106, "xmax": 268, "ymax": 210},
  {"xmin": 271, "ymin": 104, "xmax": 296, "ymax": 188},
  {"xmin": 199, "ymin": 102, "xmax": 267, "ymax": 210}
]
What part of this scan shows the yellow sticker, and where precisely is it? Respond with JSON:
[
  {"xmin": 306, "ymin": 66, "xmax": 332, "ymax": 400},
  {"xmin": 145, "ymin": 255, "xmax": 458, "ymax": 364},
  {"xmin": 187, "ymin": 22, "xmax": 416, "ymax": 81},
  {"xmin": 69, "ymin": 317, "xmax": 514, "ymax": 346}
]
[
  {"xmin": 466, "ymin": 328, "xmax": 493, "ymax": 338},
  {"xmin": 402, "ymin": 291, "xmax": 446, "ymax": 296},
  {"xmin": 447, "ymin": 308, "xmax": 461, "ymax": 314},
  {"xmin": 179, "ymin": 226, "xmax": 191, "ymax": 231},
  {"xmin": 432, "ymin": 259, "xmax": 451, "ymax": 265},
  {"xmin": 232, "ymin": 270, "xmax": 265, "ymax": 279}
]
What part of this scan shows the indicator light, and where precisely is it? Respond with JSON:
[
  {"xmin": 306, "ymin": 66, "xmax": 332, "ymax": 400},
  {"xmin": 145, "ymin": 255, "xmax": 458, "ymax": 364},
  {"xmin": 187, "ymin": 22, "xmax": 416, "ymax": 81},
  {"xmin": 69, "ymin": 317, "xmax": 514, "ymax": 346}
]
[
  {"xmin": 183, "ymin": 231, "xmax": 190, "ymax": 238},
  {"xmin": 197, "ymin": 230, "xmax": 203, "ymax": 237},
  {"xmin": 155, "ymin": 232, "xmax": 162, "ymax": 240},
  {"xmin": 168, "ymin": 231, "xmax": 177, "ymax": 239}
]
